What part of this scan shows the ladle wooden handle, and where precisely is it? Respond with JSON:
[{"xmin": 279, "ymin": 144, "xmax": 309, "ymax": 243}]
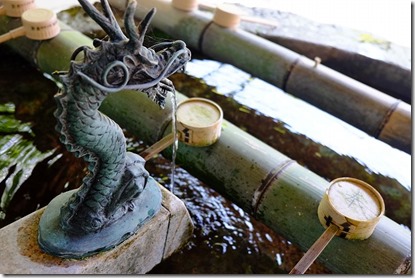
[
  {"xmin": 239, "ymin": 15, "xmax": 278, "ymax": 27},
  {"xmin": 0, "ymin": 26, "xmax": 25, "ymax": 43},
  {"xmin": 289, "ymin": 224, "xmax": 338, "ymax": 274},
  {"xmin": 140, "ymin": 133, "xmax": 175, "ymax": 161}
]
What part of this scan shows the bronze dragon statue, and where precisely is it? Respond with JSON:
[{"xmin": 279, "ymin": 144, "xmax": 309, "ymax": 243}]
[{"xmin": 38, "ymin": 0, "xmax": 191, "ymax": 258}]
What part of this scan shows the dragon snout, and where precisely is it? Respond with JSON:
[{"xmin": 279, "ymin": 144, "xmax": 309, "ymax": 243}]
[
  {"xmin": 163, "ymin": 40, "xmax": 191, "ymax": 74},
  {"xmin": 172, "ymin": 40, "xmax": 186, "ymax": 49},
  {"xmin": 172, "ymin": 40, "xmax": 191, "ymax": 61}
]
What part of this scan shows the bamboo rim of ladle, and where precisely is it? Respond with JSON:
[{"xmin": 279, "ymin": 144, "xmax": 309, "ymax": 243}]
[{"xmin": 325, "ymin": 177, "xmax": 385, "ymax": 224}]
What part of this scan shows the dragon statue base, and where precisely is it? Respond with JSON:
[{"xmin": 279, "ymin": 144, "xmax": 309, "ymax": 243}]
[{"xmin": 38, "ymin": 177, "xmax": 161, "ymax": 259}]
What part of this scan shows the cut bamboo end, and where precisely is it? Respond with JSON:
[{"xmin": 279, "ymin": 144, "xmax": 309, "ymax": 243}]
[{"xmin": 0, "ymin": 0, "xmax": 36, "ymax": 17}]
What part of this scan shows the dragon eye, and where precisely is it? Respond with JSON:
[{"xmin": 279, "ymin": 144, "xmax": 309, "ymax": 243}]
[{"xmin": 123, "ymin": 55, "xmax": 137, "ymax": 68}]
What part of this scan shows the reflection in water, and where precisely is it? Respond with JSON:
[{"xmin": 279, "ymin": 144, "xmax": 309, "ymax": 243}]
[
  {"xmin": 146, "ymin": 161, "xmax": 329, "ymax": 274},
  {"xmin": 186, "ymin": 59, "xmax": 411, "ymax": 189}
]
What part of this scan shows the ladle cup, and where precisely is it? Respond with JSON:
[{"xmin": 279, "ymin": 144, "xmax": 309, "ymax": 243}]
[
  {"xmin": 140, "ymin": 97, "xmax": 223, "ymax": 161},
  {"xmin": 289, "ymin": 177, "xmax": 385, "ymax": 274},
  {"xmin": 0, "ymin": 0, "xmax": 36, "ymax": 17},
  {"xmin": 0, "ymin": 8, "xmax": 60, "ymax": 43},
  {"xmin": 171, "ymin": 0, "xmax": 278, "ymax": 28}
]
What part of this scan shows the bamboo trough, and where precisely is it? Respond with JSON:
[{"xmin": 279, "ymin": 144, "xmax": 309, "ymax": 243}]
[
  {"xmin": 107, "ymin": 0, "xmax": 411, "ymax": 154},
  {"xmin": 0, "ymin": 13, "xmax": 411, "ymax": 274}
]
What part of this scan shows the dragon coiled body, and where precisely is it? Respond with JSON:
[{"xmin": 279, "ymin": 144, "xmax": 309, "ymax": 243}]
[{"xmin": 54, "ymin": 0, "xmax": 190, "ymax": 235}]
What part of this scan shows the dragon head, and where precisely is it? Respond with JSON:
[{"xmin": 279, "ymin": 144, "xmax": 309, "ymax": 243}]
[{"xmin": 73, "ymin": 0, "xmax": 191, "ymax": 107}]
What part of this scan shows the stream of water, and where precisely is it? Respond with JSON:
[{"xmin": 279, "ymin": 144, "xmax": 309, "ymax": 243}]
[{"xmin": 169, "ymin": 91, "xmax": 178, "ymax": 194}]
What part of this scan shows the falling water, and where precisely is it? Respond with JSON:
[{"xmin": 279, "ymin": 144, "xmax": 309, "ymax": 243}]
[{"xmin": 169, "ymin": 90, "xmax": 179, "ymax": 194}]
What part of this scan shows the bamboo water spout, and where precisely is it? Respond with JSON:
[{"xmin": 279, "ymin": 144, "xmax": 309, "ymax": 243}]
[
  {"xmin": 107, "ymin": 0, "xmax": 411, "ymax": 154},
  {"xmin": 0, "ymin": 12, "xmax": 410, "ymax": 274}
]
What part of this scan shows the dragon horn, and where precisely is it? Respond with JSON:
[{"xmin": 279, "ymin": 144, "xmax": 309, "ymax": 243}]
[
  {"xmin": 78, "ymin": 0, "xmax": 126, "ymax": 42},
  {"xmin": 125, "ymin": 0, "xmax": 156, "ymax": 46},
  {"xmin": 124, "ymin": 0, "xmax": 140, "ymax": 43},
  {"xmin": 137, "ymin": 7, "xmax": 156, "ymax": 44}
]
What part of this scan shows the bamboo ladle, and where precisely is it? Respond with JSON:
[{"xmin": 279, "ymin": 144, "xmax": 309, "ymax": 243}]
[
  {"xmin": 171, "ymin": 0, "xmax": 278, "ymax": 28},
  {"xmin": 0, "ymin": 0, "xmax": 36, "ymax": 17},
  {"xmin": 0, "ymin": 8, "xmax": 60, "ymax": 43},
  {"xmin": 140, "ymin": 97, "xmax": 223, "ymax": 161},
  {"xmin": 289, "ymin": 177, "xmax": 385, "ymax": 274}
]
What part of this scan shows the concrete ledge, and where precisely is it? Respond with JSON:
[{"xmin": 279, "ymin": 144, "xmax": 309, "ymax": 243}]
[{"xmin": 0, "ymin": 184, "xmax": 193, "ymax": 274}]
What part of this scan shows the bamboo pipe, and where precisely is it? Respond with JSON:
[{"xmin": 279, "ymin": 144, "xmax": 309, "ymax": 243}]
[
  {"xmin": 169, "ymin": 72, "xmax": 411, "ymax": 227},
  {"xmin": 260, "ymin": 35, "xmax": 411, "ymax": 104},
  {"xmin": 108, "ymin": 0, "xmax": 411, "ymax": 154},
  {"xmin": 284, "ymin": 56, "xmax": 411, "ymax": 152},
  {"xmin": 159, "ymin": 119, "xmax": 410, "ymax": 274},
  {"xmin": 0, "ymin": 15, "xmax": 410, "ymax": 274}
]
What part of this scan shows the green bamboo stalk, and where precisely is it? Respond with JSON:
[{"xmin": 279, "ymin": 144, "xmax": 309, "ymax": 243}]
[
  {"xmin": 260, "ymin": 35, "xmax": 411, "ymax": 104},
  {"xmin": 0, "ymin": 14, "xmax": 410, "ymax": 274},
  {"xmin": 160, "ymin": 121, "xmax": 410, "ymax": 274},
  {"xmin": 169, "ymin": 73, "xmax": 411, "ymax": 227},
  {"xmin": 284, "ymin": 56, "xmax": 411, "ymax": 152},
  {"xmin": 108, "ymin": 0, "xmax": 411, "ymax": 154}
]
